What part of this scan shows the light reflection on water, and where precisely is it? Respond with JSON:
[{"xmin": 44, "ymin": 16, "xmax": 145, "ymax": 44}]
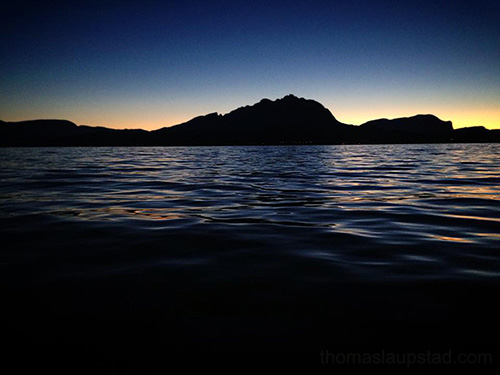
[{"xmin": 0, "ymin": 143, "xmax": 499, "ymax": 282}]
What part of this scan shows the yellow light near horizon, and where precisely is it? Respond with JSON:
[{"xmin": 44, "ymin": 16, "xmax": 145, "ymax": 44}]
[
  {"xmin": 59, "ymin": 109, "xmax": 500, "ymax": 131},
  {"xmin": 94, "ymin": 116, "xmax": 191, "ymax": 131},
  {"xmin": 447, "ymin": 110, "xmax": 500, "ymax": 130},
  {"xmin": 64, "ymin": 112, "xmax": 194, "ymax": 131},
  {"xmin": 4, "ymin": 97, "xmax": 499, "ymax": 131},
  {"xmin": 336, "ymin": 107, "xmax": 500, "ymax": 130}
]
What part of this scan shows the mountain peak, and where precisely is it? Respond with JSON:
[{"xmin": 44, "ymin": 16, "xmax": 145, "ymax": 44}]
[
  {"xmin": 280, "ymin": 94, "xmax": 301, "ymax": 100},
  {"xmin": 224, "ymin": 94, "xmax": 341, "ymax": 127},
  {"xmin": 256, "ymin": 94, "xmax": 304, "ymax": 106}
]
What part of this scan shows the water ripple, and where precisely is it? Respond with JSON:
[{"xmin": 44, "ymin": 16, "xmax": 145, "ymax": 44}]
[{"xmin": 0, "ymin": 144, "xmax": 499, "ymax": 283}]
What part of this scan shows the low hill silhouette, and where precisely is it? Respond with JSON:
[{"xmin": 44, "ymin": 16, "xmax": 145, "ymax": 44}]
[
  {"xmin": 356, "ymin": 115, "xmax": 455, "ymax": 144},
  {"xmin": 1, "ymin": 95, "xmax": 498, "ymax": 146}
]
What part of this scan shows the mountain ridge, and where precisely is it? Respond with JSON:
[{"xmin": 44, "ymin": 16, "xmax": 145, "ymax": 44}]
[{"xmin": 1, "ymin": 95, "xmax": 499, "ymax": 146}]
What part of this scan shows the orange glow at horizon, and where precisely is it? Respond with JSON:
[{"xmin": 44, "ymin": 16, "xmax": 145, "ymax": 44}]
[
  {"xmin": 100, "ymin": 104, "xmax": 500, "ymax": 131},
  {"xmin": 334, "ymin": 107, "xmax": 500, "ymax": 130},
  {"xmin": 3, "ymin": 101, "xmax": 499, "ymax": 131}
]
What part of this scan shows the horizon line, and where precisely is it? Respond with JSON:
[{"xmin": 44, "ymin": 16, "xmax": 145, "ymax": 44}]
[{"xmin": 1, "ymin": 95, "xmax": 497, "ymax": 131}]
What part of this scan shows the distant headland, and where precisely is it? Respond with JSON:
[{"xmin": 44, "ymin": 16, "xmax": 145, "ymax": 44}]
[{"xmin": 1, "ymin": 95, "xmax": 499, "ymax": 146}]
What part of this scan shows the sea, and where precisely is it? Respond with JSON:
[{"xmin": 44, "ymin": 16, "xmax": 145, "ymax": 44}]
[{"xmin": 1, "ymin": 144, "xmax": 499, "ymax": 368}]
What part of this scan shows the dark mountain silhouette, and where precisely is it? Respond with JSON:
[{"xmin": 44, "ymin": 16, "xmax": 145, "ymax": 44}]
[
  {"xmin": 356, "ymin": 115, "xmax": 454, "ymax": 143},
  {"xmin": 1, "ymin": 95, "xmax": 499, "ymax": 146},
  {"xmin": 152, "ymin": 95, "xmax": 351, "ymax": 145},
  {"xmin": 0, "ymin": 119, "xmax": 149, "ymax": 146},
  {"xmin": 360, "ymin": 115, "xmax": 453, "ymax": 133},
  {"xmin": 451, "ymin": 126, "xmax": 500, "ymax": 143}
]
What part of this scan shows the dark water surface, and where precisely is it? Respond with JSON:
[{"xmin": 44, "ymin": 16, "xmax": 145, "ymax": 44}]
[{"xmin": 1, "ymin": 144, "xmax": 499, "ymax": 367}]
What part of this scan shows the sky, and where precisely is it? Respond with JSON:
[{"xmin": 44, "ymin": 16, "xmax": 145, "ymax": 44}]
[{"xmin": 1, "ymin": 0, "xmax": 499, "ymax": 130}]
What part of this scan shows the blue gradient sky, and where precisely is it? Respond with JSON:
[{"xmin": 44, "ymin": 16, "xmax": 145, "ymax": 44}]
[{"xmin": 1, "ymin": 0, "xmax": 499, "ymax": 130}]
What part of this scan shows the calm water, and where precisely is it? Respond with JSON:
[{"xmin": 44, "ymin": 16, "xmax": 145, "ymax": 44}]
[{"xmin": 1, "ymin": 144, "xmax": 500, "ymax": 362}]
